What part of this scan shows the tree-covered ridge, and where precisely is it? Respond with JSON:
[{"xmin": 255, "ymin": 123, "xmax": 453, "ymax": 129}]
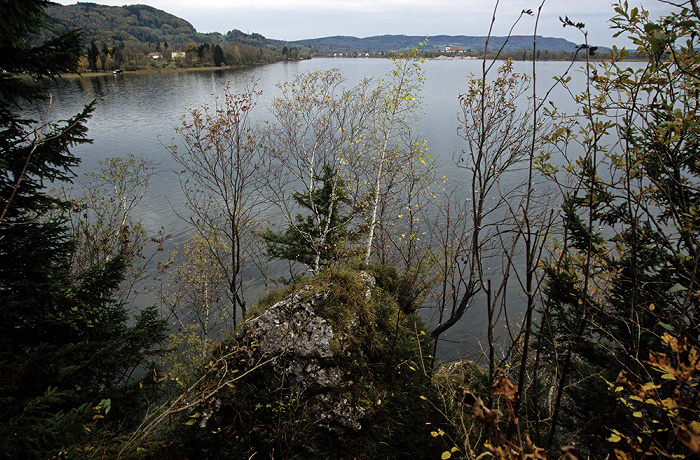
[
  {"xmin": 37, "ymin": 4, "xmax": 288, "ymax": 72},
  {"xmin": 278, "ymin": 34, "xmax": 581, "ymax": 53},
  {"xmin": 42, "ymin": 2, "xmax": 268, "ymax": 47},
  {"xmin": 42, "ymin": 3, "xmax": 581, "ymax": 54}
]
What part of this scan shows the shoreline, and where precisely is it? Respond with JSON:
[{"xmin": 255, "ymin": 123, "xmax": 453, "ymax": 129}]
[
  {"xmin": 59, "ymin": 64, "xmax": 268, "ymax": 78},
  {"xmin": 58, "ymin": 55, "xmax": 648, "ymax": 79}
]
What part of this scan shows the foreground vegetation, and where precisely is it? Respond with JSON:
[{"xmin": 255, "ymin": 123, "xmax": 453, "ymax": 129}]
[
  {"xmin": 152, "ymin": 265, "xmax": 450, "ymax": 459},
  {"xmin": 2, "ymin": 0, "xmax": 700, "ymax": 458}
]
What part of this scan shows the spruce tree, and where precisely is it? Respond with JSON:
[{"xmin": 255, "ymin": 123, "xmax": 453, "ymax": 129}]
[
  {"xmin": 212, "ymin": 44, "xmax": 225, "ymax": 66},
  {"xmin": 0, "ymin": 2, "xmax": 167, "ymax": 457},
  {"xmin": 262, "ymin": 164, "xmax": 358, "ymax": 272}
]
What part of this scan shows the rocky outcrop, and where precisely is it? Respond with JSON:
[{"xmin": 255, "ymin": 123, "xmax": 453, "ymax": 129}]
[
  {"xmin": 233, "ymin": 272, "xmax": 376, "ymax": 433},
  {"xmin": 240, "ymin": 286, "xmax": 341, "ymax": 393},
  {"xmin": 167, "ymin": 268, "xmax": 445, "ymax": 459}
]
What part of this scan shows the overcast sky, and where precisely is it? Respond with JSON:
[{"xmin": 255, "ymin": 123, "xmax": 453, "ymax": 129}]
[{"xmin": 52, "ymin": 0, "xmax": 676, "ymax": 47}]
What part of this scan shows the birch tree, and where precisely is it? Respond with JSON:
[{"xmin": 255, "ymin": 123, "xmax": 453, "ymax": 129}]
[
  {"xmin": 169, "ymin": 83, "xmax": 268, "ymax": 327},
  {"xmin": 266, "ymin": 69, "xmax": 376, "ymax": 275},
  {"xmin": 58, "ymin": 154, "xmax": 164, "ymax": 301},
  {"xmin": 158, "ymin": 232, "xmax": 229, "ymax": 339},
  {"xmin": 362, "ymin": 52, "xmax": 425, "ymax": 264}
]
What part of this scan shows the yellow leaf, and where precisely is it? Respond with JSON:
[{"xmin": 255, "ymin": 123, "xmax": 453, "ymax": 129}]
[
  {"xmin": 614, "ymin": 449, "xmax": 632, "ymax": 460},
  {"xmin": 608, "ymin": 433, "xmax": 622, "ymax": 443},
  {"xmin": 661, "ymin": 397, "xmax": 679, "ymax": 409},
  {"xmin": 632, "ymin": 411, "xmax": 642, "ymax": 418},
  {"xmin": 441, "ymin": 452, "xmax": 452, "ymax": 459},
  {"xmin": 677, "ymin": 424, "xmax": 700, "ymax": 454},
  {"xmin": 641, "ymin": 382, "xmax": 660, "ymax": 391}
]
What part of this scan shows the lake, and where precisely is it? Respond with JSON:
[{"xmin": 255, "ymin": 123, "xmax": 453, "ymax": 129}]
[{"xmin": 36, "ymin": 57, "xmax": 598, "ymax": 362}]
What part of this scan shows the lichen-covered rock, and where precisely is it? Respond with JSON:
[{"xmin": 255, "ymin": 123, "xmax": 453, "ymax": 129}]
[
  {"xmin": 311, "ymin": 394, "xmax": 367, "ymax": 434},
  {"xmin": 357, "ymin": 271, "xmax": 375, "ymax": 300},
  {"xmin": 239, "ymin": 286, "xmax": 343, "ymax": 393},
  {"xmin": 245, "ymin": 287, "xmax": 333, "ymax": 360},
  {"xmin": 233, "ymin": 272, "xmax": 377, "ymax": 432}
]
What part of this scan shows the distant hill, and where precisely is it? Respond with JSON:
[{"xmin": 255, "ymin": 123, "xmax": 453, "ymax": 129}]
[
  {"xmin": 42, "ymin": 3, "xmax": 584, "ymax": 54},
  {"xmin": 280, "ymin": 34, "xmax": 581, "ymax": 53},
  {"xmin": 42, "ymin": 3, "xmax": 268, "ymax": 47}
]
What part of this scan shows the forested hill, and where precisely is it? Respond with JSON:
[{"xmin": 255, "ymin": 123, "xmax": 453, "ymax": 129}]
[
  {"xmin": 43, "ymin": 3, "xmax": 581, "ymax": 53},
  {"xmin": 279, "ymin": 34, "xmax": 581, "ymax": 53},
  {"xmin": 42, "ymin": 3, "xmax": 268, "ymax": 47}
]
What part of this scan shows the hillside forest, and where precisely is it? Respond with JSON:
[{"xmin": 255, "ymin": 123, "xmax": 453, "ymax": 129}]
[
  {"xmin": 42, "ymin": 3, "xmax": 297, "ymax": 71},
  {"xmin": 1, "ymin": 0, "xmax": 700, "ymax": 458}
]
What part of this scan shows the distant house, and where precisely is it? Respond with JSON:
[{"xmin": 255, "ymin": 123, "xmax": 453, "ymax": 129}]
[
  {"xmin": 171, "ymin": 51, "xmax": 185, "ymax": 59},
  {"xmin": 444, "ymin": 45, "xmax": 464, "ymax": 53},
  {"xmin": 147, "ymin": 52, "xmax": 162, "ymax": 59}
]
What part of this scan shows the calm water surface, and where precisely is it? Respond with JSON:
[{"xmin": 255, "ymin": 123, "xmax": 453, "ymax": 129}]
[
  {"xmin": 40, "ymin": 59, "xmax": 579, "ymax": 240},
  {"xmin": 36, "ymin": 58, "xmax": 597, "ymax": 361}
]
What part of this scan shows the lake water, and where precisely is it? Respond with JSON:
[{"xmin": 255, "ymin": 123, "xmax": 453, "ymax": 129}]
[{"xmin": 36, "ymin": 58, "xmax": 600, "ymax": 362}]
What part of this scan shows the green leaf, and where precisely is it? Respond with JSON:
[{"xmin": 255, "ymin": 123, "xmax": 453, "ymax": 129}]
[{"xmin": 668, "ymin": 283, "xmax": 687, "ymax": 293}]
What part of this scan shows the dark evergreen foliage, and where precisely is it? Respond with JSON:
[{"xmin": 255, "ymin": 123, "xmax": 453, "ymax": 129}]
[
  {"xmin": 0, "ymin": 2, "xmax": 167, "ymax": 457},
  {"xmin": 262, "ymin": 164, "xmax": 359, "ymax": 270},
  {"xmin": 87, "ymin": 39, "xmax": 98, "ymax": 71},
  {"xmin": 212, "ymin": 44, "xmax": 225, "ymax": 66}
]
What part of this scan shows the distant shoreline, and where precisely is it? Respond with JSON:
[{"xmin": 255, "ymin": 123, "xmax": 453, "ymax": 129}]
[
  {"xmin": 59, "ymin": 64, "xmax": 266, "ymax": 78},
  {"xmin": 57, "ymin": 55, "xmax": 647, "ymax": 79}
]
